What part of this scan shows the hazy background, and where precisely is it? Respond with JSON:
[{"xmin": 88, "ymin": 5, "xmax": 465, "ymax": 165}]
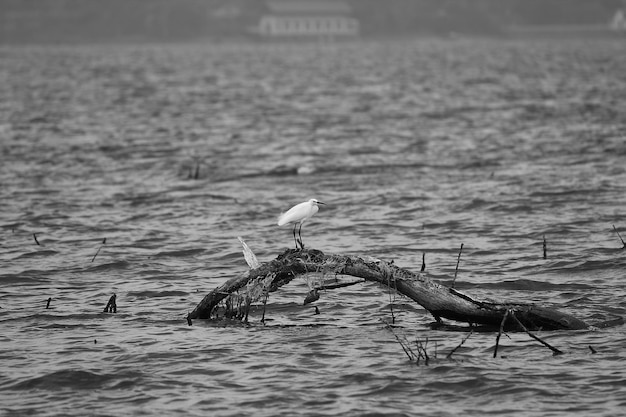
[{"xmin": 1, "ymin": 0, "xmax": 625, "ymax": 43}]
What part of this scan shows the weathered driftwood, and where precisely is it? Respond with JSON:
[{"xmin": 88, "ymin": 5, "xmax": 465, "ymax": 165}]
[{"xmin": 188, "ymin": 248, "xmax": 589, "ymax": 331}]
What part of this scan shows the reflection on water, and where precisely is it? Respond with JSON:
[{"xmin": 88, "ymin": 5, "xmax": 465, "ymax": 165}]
[{"xmin": 1, "ymin": 39, "xmax": 625, "ymax": 416}]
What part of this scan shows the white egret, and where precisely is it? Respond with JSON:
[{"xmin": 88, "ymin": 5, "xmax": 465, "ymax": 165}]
[{"xmin": 277, "ymin": 198, "xmax": 325, "ymax": 249}]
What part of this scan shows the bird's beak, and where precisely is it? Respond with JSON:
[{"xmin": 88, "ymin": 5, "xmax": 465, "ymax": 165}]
[{"xmin": 317, "ymin": 201, "xmax": 326, "ymax": 205}]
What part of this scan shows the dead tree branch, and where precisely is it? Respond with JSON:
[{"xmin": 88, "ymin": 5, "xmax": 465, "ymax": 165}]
[{"xmin": 188, "ymin": 248, "xmax": 589, "ymax": 331}]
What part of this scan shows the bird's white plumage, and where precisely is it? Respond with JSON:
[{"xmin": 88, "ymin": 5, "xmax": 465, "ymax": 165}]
[
  {"xmin": 277, "ymin": 199, "xmax": 321, "ymax": 226},
  {"xmin": 277, "ymin": 198, "xmax": 325, "ymax": 249}
]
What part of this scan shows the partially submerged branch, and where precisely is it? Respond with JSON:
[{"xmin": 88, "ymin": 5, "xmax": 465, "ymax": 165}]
[{"xmin": 188, "ymin": 248, "xmax": 589, "ymax": 331}]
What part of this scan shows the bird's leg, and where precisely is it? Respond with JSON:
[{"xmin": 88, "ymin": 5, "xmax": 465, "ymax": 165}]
[
  {"xmin": 297, "ymin": 223, "xmax": 304, "ymax": 249},
  {"xmin": 292, "ymin": 224, "xmax": 299, "ymax": 250}
]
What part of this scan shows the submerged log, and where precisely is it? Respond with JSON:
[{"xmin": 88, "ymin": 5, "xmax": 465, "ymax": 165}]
[{"xmin": 188, "ymin": 248, "xmax": 589, "ymax": 331}]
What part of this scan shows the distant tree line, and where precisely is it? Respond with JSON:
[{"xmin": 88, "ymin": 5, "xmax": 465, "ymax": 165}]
[
  {"xmin": 0, "ymin": 0, "xmax": 623, "ymax": 43},
  {"xmin": 354, "ymin": 0, "xmax": 624, "ymax": 35}
]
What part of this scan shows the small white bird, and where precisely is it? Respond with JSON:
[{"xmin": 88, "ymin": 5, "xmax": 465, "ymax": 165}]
[{"xmin": 277, "ymin": 198, "xmax": 325, "ymax": 249}]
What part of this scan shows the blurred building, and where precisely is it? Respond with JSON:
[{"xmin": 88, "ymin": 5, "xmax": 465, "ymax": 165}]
[
  {"xmin": 610, "ymin": 9, "xmax": 626, "ymax": 30},
  {"xmin": 252, "ymin": 0, "xmax": 359, "ymax": 38}
]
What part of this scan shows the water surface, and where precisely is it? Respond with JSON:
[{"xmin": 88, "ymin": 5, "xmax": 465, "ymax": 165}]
[{"xmin": 1, "ymin": 39, "xmax": 625, "ymax": 416}]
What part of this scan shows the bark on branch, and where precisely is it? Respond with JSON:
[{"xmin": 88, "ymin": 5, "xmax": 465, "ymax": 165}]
[{"xmin": 188, "ymin": 248, "xmax": 589, "ymax": 331}]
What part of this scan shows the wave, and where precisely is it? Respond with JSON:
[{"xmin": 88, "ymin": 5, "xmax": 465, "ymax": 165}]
[
  {"xmin": 7, "ymin": 369, "xmax": 142, "ymax": 391},
  {"xmin": 461, "ymin": 278, "xmax": 594, "ymax": 292},
  {"xmin": 126, "ymin": 289, "xmax": 189, "ymax": 298},
  {"xmin": 14, "ymin": 250, "xmax": 59, "ymax": 259},
  {"xmin": 153, "ymin": 248, "xmax": 206, "ymax": 258},
  {"xmin": 85, "ymin": 260, "xmax": 130, "ymax": 272}
]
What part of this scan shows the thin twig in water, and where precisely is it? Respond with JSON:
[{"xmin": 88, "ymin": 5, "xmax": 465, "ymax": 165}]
[
  {"xmin": 382, "ymin": 320, "xmax": 414, "ymax": 361},
  {"xmin": 493, "ymin": 310, "xmax": 510, "ymax": 358},
  {"xmin": 417, "ymin": 337, "xmax": 430, "ymax": 365},
  {"xmin": 543, "ymin": 235, "xmax": 547, "ymax": 259},
  {"xmin": 452, "ymin": 243, "xmax": 464, "ymax": 289},
  {"xmin": 261, "ymin": 293, "xmax": 268, "ymax": 324},
  {"xmin": 383, "ymin": 264, "xmax": 396, "ymax": 324},
  {"xmin": 91, "ymin": 237, "xmax": 107, "ymax": 262},
  {"xmin": 383, "ymin": 320, "xmax": 433, "ymax": 365},
  {"xmin": 243, "ymin": 296, "xmax": 252, "ymax": 323},
  {"xmin": 508, "ymin": 311, "xmax": 563, "ymax": 356},
  {"xmin": 613, "ymin": 224, "xmax": 625, "ymax": 248},
  {"xmin": 421, "ymin": 253, "xmax": 426, "ymax": 272},
  {"xmin": 33, "ymin": 233, "xmax": 40, "ymax": 246},
  {"xmin": 447, "ymin": 328, "xmax": 473, "ymax": 359}
]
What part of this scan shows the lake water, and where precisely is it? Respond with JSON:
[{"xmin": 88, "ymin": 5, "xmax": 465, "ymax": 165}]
[{"xmin": 1, "ymin": 38, "xmax": 625, "ymax": 416}]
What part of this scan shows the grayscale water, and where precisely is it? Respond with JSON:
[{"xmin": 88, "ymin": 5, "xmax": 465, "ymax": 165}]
[{"xmin": 1, "ymin": 39, "xmax": 625, "ymax": 416}]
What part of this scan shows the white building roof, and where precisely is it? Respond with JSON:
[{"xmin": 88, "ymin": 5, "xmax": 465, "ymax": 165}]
[{"xmin": 266, "ymin": 0, "xmax": 353, "ymax": 16}]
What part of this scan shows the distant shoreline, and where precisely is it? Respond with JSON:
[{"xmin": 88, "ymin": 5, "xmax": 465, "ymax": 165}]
[
  {"xmin": 506, "ymin": 24, "xmax": 626, "ymax": 39},
  {"xmin": 1, "ymin": 27, "xmax": 625, "ymax": 46}
]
